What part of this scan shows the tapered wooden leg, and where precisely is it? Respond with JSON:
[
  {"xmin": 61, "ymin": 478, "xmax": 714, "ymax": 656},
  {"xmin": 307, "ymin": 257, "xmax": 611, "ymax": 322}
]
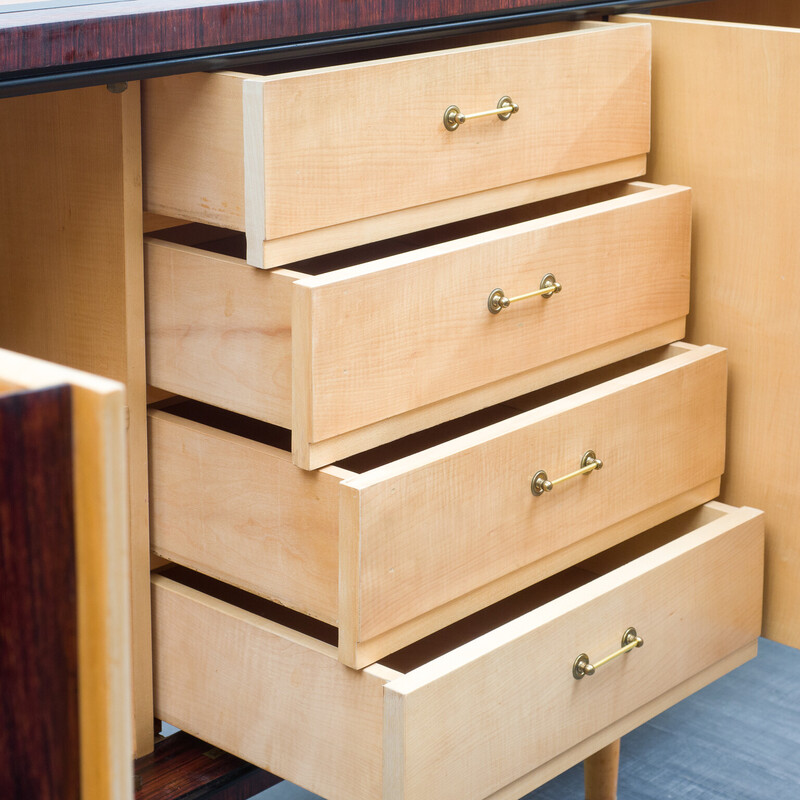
[{"xmin": 584, "ymin": 739, "xmax": 620, "ymax": 800}]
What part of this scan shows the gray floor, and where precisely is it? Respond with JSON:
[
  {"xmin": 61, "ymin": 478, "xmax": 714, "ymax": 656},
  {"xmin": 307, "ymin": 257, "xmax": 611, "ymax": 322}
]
[{"xmin": 247, "ymin": 638, "xmax": 800, "ymax": 799}]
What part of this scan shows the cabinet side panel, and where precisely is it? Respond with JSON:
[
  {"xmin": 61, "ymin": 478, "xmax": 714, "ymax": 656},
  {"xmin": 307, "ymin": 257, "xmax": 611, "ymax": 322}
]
[
  {"xmin": 620, "ymin": 12, "xmax": 800, "ymax": 647},
  {"xmin": 0, "ymin": 84, "xmax": 152, "ymax": 754}
]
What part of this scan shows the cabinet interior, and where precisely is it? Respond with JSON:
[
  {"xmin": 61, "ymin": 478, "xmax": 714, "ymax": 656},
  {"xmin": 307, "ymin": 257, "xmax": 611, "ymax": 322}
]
[
  {"xmin": 146, "ymin": 181, "xmax": 649, "ymax": 277},
  {"xmin": 660, "ymin": 1, "xmax": 800, "ymax": 27},
  {"xmin": 160, "ymin": 503, "xmax": 729, "ymax": 674},
  {"xmin": 215, "ymin": 21, "xmax": 597, "ymax": 78}
]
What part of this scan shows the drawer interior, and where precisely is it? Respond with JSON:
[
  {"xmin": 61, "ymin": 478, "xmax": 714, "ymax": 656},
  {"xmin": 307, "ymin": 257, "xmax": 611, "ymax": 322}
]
[
  {"xmin": 157, "ymin": 502, "xmax": 736, "ymax": 675},
  {"xmin": 146, "ymin": 180, "xmax": 651, "ymax": 274},
  {"xmin": 155, "ymin": 341, "xmax": 689, "ymax": 478}
]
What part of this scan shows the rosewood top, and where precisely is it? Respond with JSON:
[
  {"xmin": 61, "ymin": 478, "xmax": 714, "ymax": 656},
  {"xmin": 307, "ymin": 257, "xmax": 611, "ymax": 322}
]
[{"xmin": 0, "ymin": 0, "xmax": 682, "ymax": 94}]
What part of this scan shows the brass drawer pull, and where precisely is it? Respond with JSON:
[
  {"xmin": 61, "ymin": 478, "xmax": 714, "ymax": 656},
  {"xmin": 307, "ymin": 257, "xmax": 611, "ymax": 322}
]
[
  {"xmin": 488, "ymin": 273, "xmax": 561, "ymax": 314},
  {"xmin": 573, "ymin": 627, "xmax": 644, "ymax": 680},
  {"xmin": 444, "ymin": 95, "xmax": 519, "ymax": 131},
  {"xmin": 531, "ymin": 450, "xmax": 602, "ymax": 496}
]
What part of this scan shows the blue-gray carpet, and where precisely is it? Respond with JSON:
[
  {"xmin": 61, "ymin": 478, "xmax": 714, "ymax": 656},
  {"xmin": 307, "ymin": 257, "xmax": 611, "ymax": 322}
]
[{"xmin": 251, "ymin": 638, "xmax": 800, "ymax": 799}]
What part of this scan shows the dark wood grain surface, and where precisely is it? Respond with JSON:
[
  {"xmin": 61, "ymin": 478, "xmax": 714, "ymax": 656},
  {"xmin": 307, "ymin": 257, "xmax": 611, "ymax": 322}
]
[
  {"xmin": 135, "ymin": 730, "xmax": 282, "ymax": 800},
  {"xmin": 0, "ymin": 0, "xmax": 663, "ymax": 75},
  {"xmin": 0, "ymin": 384, "xmax": 79, "ymax": 800}
]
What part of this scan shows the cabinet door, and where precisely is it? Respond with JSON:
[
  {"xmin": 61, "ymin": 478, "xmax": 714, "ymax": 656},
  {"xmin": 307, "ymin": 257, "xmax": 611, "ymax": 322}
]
[{"xmin": 0, "ymin": 350, "xmax": 132, "ymax": 800}]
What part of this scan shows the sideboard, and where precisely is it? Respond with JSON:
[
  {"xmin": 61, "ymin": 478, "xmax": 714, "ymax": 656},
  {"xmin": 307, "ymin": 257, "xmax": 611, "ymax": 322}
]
[{"xmin": 1, "ymin": 1, "xmax": 796, "ymax": 798}]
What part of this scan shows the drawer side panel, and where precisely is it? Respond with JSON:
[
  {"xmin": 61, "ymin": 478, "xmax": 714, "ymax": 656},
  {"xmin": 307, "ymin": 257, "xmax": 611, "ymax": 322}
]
[
  {"xmin": 143, "ymin": 73, "xmax": 246, "ymax": 231},
  {"xmin": 145, "ymin": 238, "xmax": 294, "ymax": 429},
  {"xmin": 151, "ymin": 576, "xmax": 386, "ymax": 800},
  {"xmin": 148, "ymin": 410, "xmax": 340, "ymax": 624}
]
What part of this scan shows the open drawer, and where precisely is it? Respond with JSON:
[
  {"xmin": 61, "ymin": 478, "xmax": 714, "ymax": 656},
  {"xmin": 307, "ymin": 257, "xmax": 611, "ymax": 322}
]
[
  {"xmin": 145, "ymin": 181, "xmax": 690, "ymax": 469},
  {"xmin": 149, "ymin": 342, "xmax": 726, "ymax": 667},
  {"xmin": 151, "ymin": 501, "xmax": 764, "ymax": 800},
  {"xmin": 142, "ymin": 21, "xmax": 651, "ymax": 268}
]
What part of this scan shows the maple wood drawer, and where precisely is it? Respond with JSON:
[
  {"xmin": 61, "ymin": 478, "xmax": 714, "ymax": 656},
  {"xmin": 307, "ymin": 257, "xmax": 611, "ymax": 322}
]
[
  {"xmin": 149, "ymin": 342, "xmax": 726, "ymax": 668},
  {"xmin": 145, "ymin": 181, "xmax": 690, "ymax": 470},
  {"xmin": 142, "ymin": 21, "xmax": 651, "ymax": 269},
  {"xmin": 152, "ymin": 502, "xmax": 763, "ymax": 800}
]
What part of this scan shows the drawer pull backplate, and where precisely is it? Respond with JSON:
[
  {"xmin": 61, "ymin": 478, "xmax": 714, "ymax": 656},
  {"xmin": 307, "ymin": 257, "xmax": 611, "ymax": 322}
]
[
  {"xmin": 531, "ymin": 449, "xmax": 602, "ymax": 496},
  {"xmin": 444, "ymin": 95, "xmax": 519, "ymax": 131},
  {"xmin": 573, "ymin": 627, "xmax": 644, "ymax": 680},
  {"xmin": 488, "ymin": 273, "xmax": 561, "ymax": 313}
]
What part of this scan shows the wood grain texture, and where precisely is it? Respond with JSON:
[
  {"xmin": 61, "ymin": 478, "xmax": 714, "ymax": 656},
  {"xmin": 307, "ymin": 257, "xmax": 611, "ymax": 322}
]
[
  {"xmin": 347, "ymin": 478, "xmax": 720, "ymax": 669},
  {"xmin": 0, "ymin": 84, "xmax": 152, "ymax": 754},
  {"xmin": 145, "ymin": 183, "xmax": 690, "ymax": 461},
  {"xmin": 148, "ymin": 409, "xmax": 346, "ymax": 624},
  {"xmin": 584, "ymin": 740, "xmax": 620, "ymax": 800},
  {"xmin": 257, "ymin": 154, "xmax": 648, "ymax": 269},
  {"xmin": 384, "ymin": 506, "xmax": 763, "ymax": 800},
  {"xmin": 144, "ymin": 238, "xmax": 300, "ymax": 429},
  {"xmin": 0, "ymin": 384, "xmax": 79, "ymax": 800},
  {"xmin": 661, "ymin": 0, "xmax": 800, "ymax": 26},
  {"xmin": 254, "ymin": 23, "xmax": 651, "ymax": 240},
  {"xmin": 0, "ymin": 349, "xmax": 133, "ymax": 799},
  {"xmin": 615, "ymin": 12, "xmax": 800, "ymax": 648},
  {"xmin": 297, "ymin": 183, "xmax": 689, "ymax": 444},
  {"xmin": 151, "ymin": 574, "xmax": 391, "ymax": 800},
  {"xmin": 152, "ymin": 504, "xmax": 762, "ymax": 800},
  {"xmin": 347, "ymin": 344, "xmax": 727, "ymax": 647},
  {"xmin": 148, "ymin": 345, "xmax": 726, "ymax": 667},
  {"xmin": 134, "ymin": 730, "xmax": 282, "ymax": 800},
  {"xmin": 144, "ymin": 22, "xmax": 651, "ymax": 264},
  {"xmin": 0, "ymin": 1, "xmax": 660, "ymax": 79},
  {"xmin": 564, "ymin": 637, "xmax": 799, "ymax": 800},
  {"xmin": 143, "ymin": 72, "xmax": 245, "ymax": 231},
  {"xmin": 298, "ymin": 317, "xmax": 683, "ymax": 470},
  {"xmin": 485, "ymin": 642, "xmax": 758, "ymax": 800},
  {"xmin": 0, "ymin": 87, "xmax": 128, "ymax": 377}
]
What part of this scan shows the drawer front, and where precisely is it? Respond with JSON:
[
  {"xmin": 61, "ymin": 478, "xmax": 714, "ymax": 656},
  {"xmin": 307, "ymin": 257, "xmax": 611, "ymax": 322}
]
[
  {"xmin": 344, "ymin": 343, "xmax": 726, "ymax": 661},
  {"xmin": 146, "ymin": 182, "xmax": 690, "ymax": 469},
  {"xmin": 252, "ymin": 23, "xmax": 650, "ymax": 240},
  {"xmin": 144, "ymin": 22, "xmax": 651, "ymax": 267},
  {"xmin": 295, "ymin": 183, "xmax": 690, "ymax": 459},
  {"xmin": 384, "ymin": 504, "xmax": 764, "ymax": 800},
  {"xmin": 149, "ymin": 343, "xmax": 726, "ymax": 666},
  {"xmin": 151, "ymin": 503, "xmax": 764, "ymax": 800}
]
